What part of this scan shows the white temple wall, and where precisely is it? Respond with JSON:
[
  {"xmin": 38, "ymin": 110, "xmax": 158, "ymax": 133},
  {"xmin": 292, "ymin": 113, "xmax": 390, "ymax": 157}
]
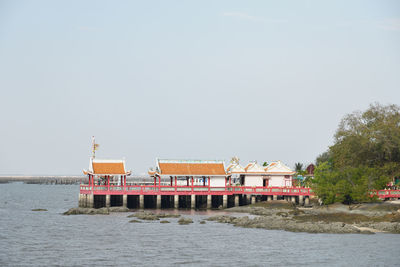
[
  {"xmin": 269, "ymin": 175, "xmax": 292, "ymax": 187},
  {"xmin": 210, "ymin": 176, "xmax": 226, "ymax": 187},
  {"xmin": 244, "ymin": 175, "xmax": 264, "ymax": 187}
]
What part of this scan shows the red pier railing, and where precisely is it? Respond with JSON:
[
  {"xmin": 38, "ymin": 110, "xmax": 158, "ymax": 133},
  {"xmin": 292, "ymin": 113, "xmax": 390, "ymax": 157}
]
[
  {"xmin": 79, "ymin": 184, "xmax": 313, "ymax": 196},
  {"xmin": 79, "ymin": 184, "xmax": 400, "ymax": 199}
]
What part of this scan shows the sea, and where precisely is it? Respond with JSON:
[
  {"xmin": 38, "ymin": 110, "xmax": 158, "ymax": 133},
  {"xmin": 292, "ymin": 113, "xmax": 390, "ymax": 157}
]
[{"xmin": 0, "ymin": 182, "xmax": 399, "ymax": 266}]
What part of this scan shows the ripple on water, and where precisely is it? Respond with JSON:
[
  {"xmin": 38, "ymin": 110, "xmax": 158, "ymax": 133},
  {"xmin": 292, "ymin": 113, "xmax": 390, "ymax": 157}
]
[{"xmin": 1, "ymin": 183, "xmax": 400, "ymax": 266}]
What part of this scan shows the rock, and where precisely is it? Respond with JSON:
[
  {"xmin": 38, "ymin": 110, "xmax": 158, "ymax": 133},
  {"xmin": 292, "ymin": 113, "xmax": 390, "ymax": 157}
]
[
  {"xmin": 157, "ymin": 213, "xmax": 181, "ymax": 218},
  {"xmin": 129, "ymin": 211, "xmax": 180, "ymax": 220},
  {"xmin": 135, "ymin": 214, "xmax": 159, "ymax": 220},
  {"xmin": 207, "ymin": 215, "xmax": 237, "ymax": 223},
  {"xmin": 108, "ymin": 207, "xmax": 130, "ymax": 212},
  {"xmin": 160, "ymin": 220, "xmax": 170, "ymax": 223},
  {"xmin": 129, "ymin": 219, "xmax": 142, "ymax": 223},
  {"xmin": 63, "ymin": 207, "xmax": 109, "ymax": 215},
  {"xmin": 200, "ymin": 221, "xmax": 206, "ymax": 224},
  {"xmin": 32, "ymin": 209, "xmax": 47, "ymax": 212},
  {"xmin": 276, "ymin": 212, "xmax": 288, "ymax": 217},
  {"xmin": 178, "ymin": 218, "xmax": 193, "ymax": 225},
  {"xmin": 132, "ymin": 211, "xmax": 159, "ymax": 220}
]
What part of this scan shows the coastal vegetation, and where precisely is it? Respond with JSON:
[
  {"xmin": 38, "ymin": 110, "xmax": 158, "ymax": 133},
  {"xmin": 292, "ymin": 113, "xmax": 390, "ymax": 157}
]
[{"xmin": 313, "ymin": 103, "xmax": 400, "ymax": 204}]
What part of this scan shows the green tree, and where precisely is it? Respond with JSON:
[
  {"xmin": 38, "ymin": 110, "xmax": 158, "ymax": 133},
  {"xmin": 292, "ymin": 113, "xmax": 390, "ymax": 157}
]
[
  {"xmin": 312, "ymin": 103, "xmax": 400, "ymax": 204},
  {"xmin": 295, "ymin": 162, "xmax": 303, "ymax": 172}
]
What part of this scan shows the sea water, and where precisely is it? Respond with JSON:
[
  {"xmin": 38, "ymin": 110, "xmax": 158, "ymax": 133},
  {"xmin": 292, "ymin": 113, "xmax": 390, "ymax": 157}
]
[{"xmin": 0, "ymin": 183, "xmax": 399, "ymax": 266}]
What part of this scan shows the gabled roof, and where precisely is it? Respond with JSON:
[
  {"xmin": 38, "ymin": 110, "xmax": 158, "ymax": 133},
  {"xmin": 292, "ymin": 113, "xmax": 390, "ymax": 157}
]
[
  {"xmin": 227, "ymin": 161, "xmax": 266, "ymax": 175},
  {"xmin": 84, "ymin": 159, "xmax": 131, "ymax": 175},
  {"xmin": 265, "ymin": 160, "xmax": 295, "ymax": 175},
  {"xmin": 226, "ymin": 163, "xmax": 246, "ymax": 173},
  {"xmin": 154, "ymin": 159, "xmax": 227, "ymax": 176},
  {"xmin": 244, "ymin": 162, "xmax": 266, "ymax": 173}
]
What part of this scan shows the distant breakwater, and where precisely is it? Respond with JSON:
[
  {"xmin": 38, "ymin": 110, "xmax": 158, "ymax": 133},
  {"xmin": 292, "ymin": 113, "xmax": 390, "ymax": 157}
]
[
  {"xmin": 0, "ymin": 176, "xmax": 86, "ymax": 185},
  {"xmin": 0, "ymin": 176, "xmax": 152, "ymax": 185}
]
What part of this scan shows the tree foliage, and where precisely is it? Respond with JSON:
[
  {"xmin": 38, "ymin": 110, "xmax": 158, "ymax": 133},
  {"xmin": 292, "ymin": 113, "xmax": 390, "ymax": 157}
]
[
  {"xmin": 313, "ymin": 103, "xmax": 400, "ymax": 204},
  {"xmin": 295, "ymin": 162, "xmax": 303, "ymax": 172}
]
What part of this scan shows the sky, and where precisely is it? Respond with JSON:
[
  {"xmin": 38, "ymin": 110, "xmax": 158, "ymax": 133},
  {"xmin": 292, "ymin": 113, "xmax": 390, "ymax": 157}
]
[{"xmin": 0, "ymin": 0, "xmax": 399, "ymax": 175}]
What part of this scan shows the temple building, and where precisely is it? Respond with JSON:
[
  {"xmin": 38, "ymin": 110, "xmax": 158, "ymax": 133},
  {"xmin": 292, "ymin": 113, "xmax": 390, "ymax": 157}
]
[
  {"xmin": 82, "ymin": 158, "xmax": 131, "ymax": 208},
  {"xmin": 148, "ymin": 159, "xmax": 229, "ymax": 187},
  {"xmin": 227, "ymin": 161, "xmax": 267, "ymax": 187},
  {"xmin": 264, "ymin": 160, "xmax": 295, "ymax": 187},
  {"xmin": 227, "ymin": 159, "xmax": 295, "ymax": 187}
]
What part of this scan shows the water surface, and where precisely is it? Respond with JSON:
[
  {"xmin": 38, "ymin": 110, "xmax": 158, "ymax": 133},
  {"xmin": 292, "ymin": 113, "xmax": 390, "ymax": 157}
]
[{"xmin": 0, "ymin": 183, "xmax": 399, "ymax": 266}]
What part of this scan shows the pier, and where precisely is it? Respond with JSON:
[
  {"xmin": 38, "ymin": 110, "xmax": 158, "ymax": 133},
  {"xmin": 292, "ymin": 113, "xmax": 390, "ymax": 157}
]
[
  {"xmin": 78, "ymin": 184, "xmax": 400, "ymax": 209},
  {"xmin": 79, "ymin": 154, "xmax": 400, "ymax": 209},
  {"xmin": 78, "ymin": 184, "xmax": 314, "ymax": 209}
]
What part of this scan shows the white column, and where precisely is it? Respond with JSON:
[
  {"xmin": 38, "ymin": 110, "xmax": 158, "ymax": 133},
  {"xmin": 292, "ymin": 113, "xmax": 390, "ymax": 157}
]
[
  {"xmin": 156, "ymin": 195, "xmax": 161, "ymax": 209},
  {"xmin": 88, "ymin": 194, "xmax": 94, "ymax": 208},
  {"xmin": 299, "ymin": 195, "xmax": 304, "ymax": 205},
  {"xmin": 223, "ymin": 195, "xmax": 228, "ymax": 209},
  {"xmin": 267, "ymin": 195, "xmax": 272, "ymax": 202},
  {"xmin": 106, "ymin": 195, "xmax": 110, "ymax": 208},
  {"xmin": 251, "ymin": 195, "xmax": 256, "ymax": 205},
  {"xmin": 174, "ymin": 195, "xmax": 179, "ymax": 209},
  {"xmin": 305, "ymin": 196, "xmax": 310, "ymax": 206},
  {"xmin": 207, "ymin": 195, "xmax": 212, "ymax": 209},
  {"xmin": 291, "ymin": 196, "xmax": 296, "ymax": 203},
  {"xmin": 139, "ymin": 195, "xmax": 144, "ymax": 209},
  {"xmin": 234, "ymin": 195, "xmax": 239, "ymax": 207},
  {"xmin": 191, "ymin": 195, "xmax": 196, "ymax": 209},
  {"xmin": 273, "ymin": 195, "xmax": 278, "ymax": 201},
  {"xmin": 123, "ymin": 195, "xmax": 127, "ymax": 208}
]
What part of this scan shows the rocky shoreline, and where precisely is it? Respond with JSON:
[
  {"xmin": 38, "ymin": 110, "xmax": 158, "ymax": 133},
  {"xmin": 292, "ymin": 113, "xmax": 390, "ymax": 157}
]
[
  {"xmin": 218, "ymin": 200, "xmax": 400, "ymax": 234},
  {"xmin": 62, "ymin": 200, "xmax": 400, "ymax": 234}
]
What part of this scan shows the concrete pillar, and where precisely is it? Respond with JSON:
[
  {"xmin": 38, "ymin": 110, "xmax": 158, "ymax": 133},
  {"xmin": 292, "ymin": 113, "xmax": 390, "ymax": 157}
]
[
  {"xmin": 251, "ymin": 195, "xmax": 256, "ymax": 205},
  {"xmin": 223, "ymin": 195, "xmax": 228, "ymax": 209},
  {"xmin": 267, "ymin": 195, "xmax": 272, "ymax": 202},
  {"xmin": 174, "ymin": 195, "xmax": 179, "ymax": 209},
  {"xmin": 305, "ymin": 196, "xmax": 310, "ymax": 206},
  {"xmin": 78, "ymin": 194, "xmax": 82, "ymax": 207},
  {"xmin": 273, "ymin": 195, "xmax": 278, "ymax": 201},
  {"xmin": 139, "ymin": 195, "xmax": 144, "ymax": 209},
  {"xmin": 299, "ymin": 195, "xmax": 304, "ymax": 206},
  {"xmin": 207, "ymin": 195, "xmax": 212, "ymax": 209},
  {"xmin": 191, "ymin": 195, "xmax": 196, "ymax": 209},
  {"xmin": 234, "ymin": 195, "xmax": 239, "ymax": 207},
  {"xmin": 88, "ymin": 194, "xmax": 94, "ymax": 208},
  {"xmin": 123, "ymin": 195, "xmax": 127, "ymax": 208},
  {"xmin": 156, "ymin": 195, "xmax": 161, "ymax": 209},
  {"xmin": 291, "ymin": 196, "xmax": 296, "ymax": 203},
  {"xmin": 106, "ymin": 194, "xmax": 110, "ymax": 208}
]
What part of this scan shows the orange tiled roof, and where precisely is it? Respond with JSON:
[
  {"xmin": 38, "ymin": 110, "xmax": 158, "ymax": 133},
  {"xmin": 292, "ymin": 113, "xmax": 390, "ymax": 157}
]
[
  {"xmin": 158, "ymin": 161, "xmax": 226, "ymax": 176},
  {"xmin": 92, "ymin": 162, "xmax": 126, "ymax": 174}
]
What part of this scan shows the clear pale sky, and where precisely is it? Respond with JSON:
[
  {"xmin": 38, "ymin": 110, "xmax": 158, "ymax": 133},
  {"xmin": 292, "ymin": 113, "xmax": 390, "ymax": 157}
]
[{"xmin": 1, "ymin": 0, "xmax": 399, "ymax": 175}]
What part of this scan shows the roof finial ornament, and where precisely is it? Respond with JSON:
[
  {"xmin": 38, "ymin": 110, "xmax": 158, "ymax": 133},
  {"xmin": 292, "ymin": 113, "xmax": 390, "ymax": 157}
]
[
  {"xmin": 230, "ymin": 156, "xmax": 240, "ymax": 165},
  {"xmin": 91, "ymin": 136, "xmax": 99, "ymax": 159}
]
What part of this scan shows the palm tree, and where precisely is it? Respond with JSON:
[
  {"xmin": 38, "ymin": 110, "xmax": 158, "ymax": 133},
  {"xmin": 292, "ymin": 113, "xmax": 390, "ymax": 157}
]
[{"xmin": 295, "ymin": 162, "xmax": 303, "ymax": 173}]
